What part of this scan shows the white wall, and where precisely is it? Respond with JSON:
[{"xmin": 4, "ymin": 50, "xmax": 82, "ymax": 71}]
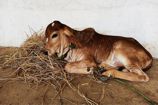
[{"xmin": 0, "ymin": 0, "xmax": 158, "ymax": 57}]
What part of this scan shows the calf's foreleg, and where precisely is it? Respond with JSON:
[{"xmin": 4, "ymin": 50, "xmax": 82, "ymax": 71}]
[{"xmin": 65, "ymin": 60, "xmax": 96, "ymax": 74}]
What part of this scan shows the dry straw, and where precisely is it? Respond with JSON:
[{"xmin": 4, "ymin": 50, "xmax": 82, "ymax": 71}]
[{"xmin": 1, "ymin": 32, "xmax": 67, "ymax": 86}]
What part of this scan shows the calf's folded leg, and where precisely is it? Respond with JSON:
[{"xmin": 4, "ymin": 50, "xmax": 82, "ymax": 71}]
[{"xmin": 65, "ymin": 60, "xmax": 96, "ymax": 74}]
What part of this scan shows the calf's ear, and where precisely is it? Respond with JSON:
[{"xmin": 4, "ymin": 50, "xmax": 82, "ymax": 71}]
[{"xmin": 63, "ymin": 27, "xmax": 73, "ymax": 36}]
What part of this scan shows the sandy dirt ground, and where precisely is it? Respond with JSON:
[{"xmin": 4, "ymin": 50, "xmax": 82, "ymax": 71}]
[{"xmin": 0, "ymin": 47, "xmax": 158, "ymax": 105}]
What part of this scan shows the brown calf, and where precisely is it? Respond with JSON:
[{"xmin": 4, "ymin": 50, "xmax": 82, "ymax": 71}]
[{"xmin": 45, "ymin": 21, "xmax": 153, "ymax": 82}]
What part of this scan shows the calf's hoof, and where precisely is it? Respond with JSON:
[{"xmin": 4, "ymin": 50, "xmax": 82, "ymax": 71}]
[{"xmin": 93, "ymin": 66, "xmax": 112, "ymax": 82}]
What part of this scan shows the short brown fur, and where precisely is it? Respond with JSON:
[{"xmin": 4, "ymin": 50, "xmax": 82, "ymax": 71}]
[{"xmin": 45, "ymin": 21, "xmax": 153, "ymax": 82}]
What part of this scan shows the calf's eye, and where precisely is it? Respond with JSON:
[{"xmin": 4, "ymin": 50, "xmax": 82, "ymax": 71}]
[{"xmin": 52, "ymin": 34, "xmax": 58, "ymax": 38}]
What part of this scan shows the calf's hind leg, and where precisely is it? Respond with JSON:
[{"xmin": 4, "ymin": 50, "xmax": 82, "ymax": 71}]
[
  {"xmin": 99, "ymin": 63, "xmax": 149, "ymax": 82},
  {"xmin": 102, "ymin": 69, "xmax": 149, "ymax": 82}
]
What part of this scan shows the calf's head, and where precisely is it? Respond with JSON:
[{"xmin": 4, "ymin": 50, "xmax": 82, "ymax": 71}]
[{"xmin": 44, "ymin": 21, "xmax": 73, "ymax": 56}]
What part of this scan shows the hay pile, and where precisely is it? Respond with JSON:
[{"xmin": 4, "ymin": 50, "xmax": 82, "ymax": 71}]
[{"xmin": 0, "ymin": 32, "xmax": 72, "ymax": 87}]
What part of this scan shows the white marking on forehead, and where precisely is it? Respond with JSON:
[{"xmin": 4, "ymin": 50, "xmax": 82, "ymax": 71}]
[{"xmin": 52, "ymin": 23, "xmax": 55, "ymax": 27}]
